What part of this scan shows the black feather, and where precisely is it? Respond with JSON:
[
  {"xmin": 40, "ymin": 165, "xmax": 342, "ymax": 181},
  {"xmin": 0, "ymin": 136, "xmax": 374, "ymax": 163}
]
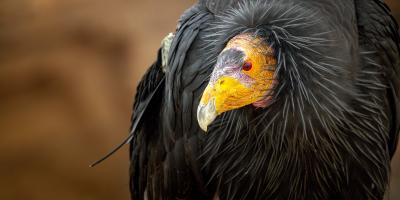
[{"xmin": 129, "ymin": 0, "xmax": 400, "ymax": 199}]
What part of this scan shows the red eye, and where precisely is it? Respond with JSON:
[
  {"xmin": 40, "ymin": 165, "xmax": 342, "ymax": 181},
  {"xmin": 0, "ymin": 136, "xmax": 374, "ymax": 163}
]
[{"xmin": 242, "ymin": 62, "xmax": 252, "ymax": 71}]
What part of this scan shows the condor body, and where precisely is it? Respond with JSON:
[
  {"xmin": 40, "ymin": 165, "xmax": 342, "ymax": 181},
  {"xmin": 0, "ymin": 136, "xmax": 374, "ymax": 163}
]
[{"xmin": 129, "ymin": 0, "xmax": 400, "ymax": 199}]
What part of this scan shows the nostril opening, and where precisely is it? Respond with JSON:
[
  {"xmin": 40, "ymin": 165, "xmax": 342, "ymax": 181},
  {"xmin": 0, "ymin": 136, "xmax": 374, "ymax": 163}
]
[{"xmin": 220, "ymin": 80, "xmax": 225, "ymax": 85}]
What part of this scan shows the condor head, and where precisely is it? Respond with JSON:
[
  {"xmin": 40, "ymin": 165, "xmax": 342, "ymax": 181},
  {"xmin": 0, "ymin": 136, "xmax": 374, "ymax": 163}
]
[{"xmin": 197, "ymin": 33, "xmax": 277, "ymax": 131}]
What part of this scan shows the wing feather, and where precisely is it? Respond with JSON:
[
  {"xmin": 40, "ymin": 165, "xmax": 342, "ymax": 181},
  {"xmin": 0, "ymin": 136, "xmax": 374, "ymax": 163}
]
[{"xmin": 356, "ymin": 0, "xmax": 400, "ymax": 158}]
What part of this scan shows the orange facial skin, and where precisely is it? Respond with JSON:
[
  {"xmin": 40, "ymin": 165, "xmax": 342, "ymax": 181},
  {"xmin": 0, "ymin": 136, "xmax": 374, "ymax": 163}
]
[{"xmin": 197, "ymin": 33, "xmax": 277, "ymax": 131}]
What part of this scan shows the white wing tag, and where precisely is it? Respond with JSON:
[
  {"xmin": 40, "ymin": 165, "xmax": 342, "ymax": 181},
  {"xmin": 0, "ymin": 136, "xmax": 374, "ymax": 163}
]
[{"xmin": 161, "ymin": 32, "xmax": 175, "ymax": 72}]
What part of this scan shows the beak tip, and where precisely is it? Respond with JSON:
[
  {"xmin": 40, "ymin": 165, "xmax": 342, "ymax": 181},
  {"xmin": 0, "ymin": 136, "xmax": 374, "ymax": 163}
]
[
  {"xmin": 199, "ymin": 123, "xmax": 208, "ymax": 132},
  {"xmin": 197, "ymin": 99, "xmax": 217, "ymax": 133}
]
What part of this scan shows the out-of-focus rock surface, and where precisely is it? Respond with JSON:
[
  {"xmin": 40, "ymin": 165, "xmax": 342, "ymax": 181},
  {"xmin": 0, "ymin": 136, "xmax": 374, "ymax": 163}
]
[
  {"xmin": 0, "ymin": 0, "xmax": 398, "ymax": 199},
  {"xmin": 0, "ymin": 0, "xmax": 193, "ymax": 199}
]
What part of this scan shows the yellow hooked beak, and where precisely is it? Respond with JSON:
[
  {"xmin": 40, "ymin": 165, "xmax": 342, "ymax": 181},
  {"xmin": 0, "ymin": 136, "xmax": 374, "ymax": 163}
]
[
  {"xmin": 197, "ymin": 33, "xmax": 276, "ymax": 132},
  {"xmin": 197, "ymin": 76, "xmax": 265, "ymax": 132}
]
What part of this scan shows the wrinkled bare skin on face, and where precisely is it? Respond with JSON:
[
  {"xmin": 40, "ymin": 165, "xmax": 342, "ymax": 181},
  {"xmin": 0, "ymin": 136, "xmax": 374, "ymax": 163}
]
[{"xmin": 198, "ymin": 33, "xmax": 277, "ymax": 131}]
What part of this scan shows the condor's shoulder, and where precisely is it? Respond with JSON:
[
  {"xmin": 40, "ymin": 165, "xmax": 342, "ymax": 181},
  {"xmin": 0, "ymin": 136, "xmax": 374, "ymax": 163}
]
[{"xmin": 356, "ymin": 0, "xmax": 400, "ymax": 158}]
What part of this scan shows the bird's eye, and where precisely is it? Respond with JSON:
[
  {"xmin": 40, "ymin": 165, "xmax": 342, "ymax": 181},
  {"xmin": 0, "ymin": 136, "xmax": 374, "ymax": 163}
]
[{"xmin": 242, "ymin": 62, "xmax": 252, "ymax": 71}]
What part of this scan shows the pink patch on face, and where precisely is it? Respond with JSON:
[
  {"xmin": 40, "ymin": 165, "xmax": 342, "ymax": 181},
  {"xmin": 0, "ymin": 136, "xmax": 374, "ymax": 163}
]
[
  {"xmin": 252, "ymin": 80, "xmax": 277, "ymax": 108},
  {"xmin": 252, "ymin": 96, "xmax": 273, "ymax": 108}
]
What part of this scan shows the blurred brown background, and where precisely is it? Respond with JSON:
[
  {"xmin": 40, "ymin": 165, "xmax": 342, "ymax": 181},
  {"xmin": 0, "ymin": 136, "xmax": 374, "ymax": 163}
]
[{"xmin": 0, "ymin": 0, "xmax": 399, "ymax": 199}]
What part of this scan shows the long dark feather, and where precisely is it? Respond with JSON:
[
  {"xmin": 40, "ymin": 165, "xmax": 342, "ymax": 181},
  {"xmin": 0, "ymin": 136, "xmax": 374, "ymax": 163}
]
[{"xmin": 128, "ymin": 0, "xmax": 400, "ymax": 199}]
